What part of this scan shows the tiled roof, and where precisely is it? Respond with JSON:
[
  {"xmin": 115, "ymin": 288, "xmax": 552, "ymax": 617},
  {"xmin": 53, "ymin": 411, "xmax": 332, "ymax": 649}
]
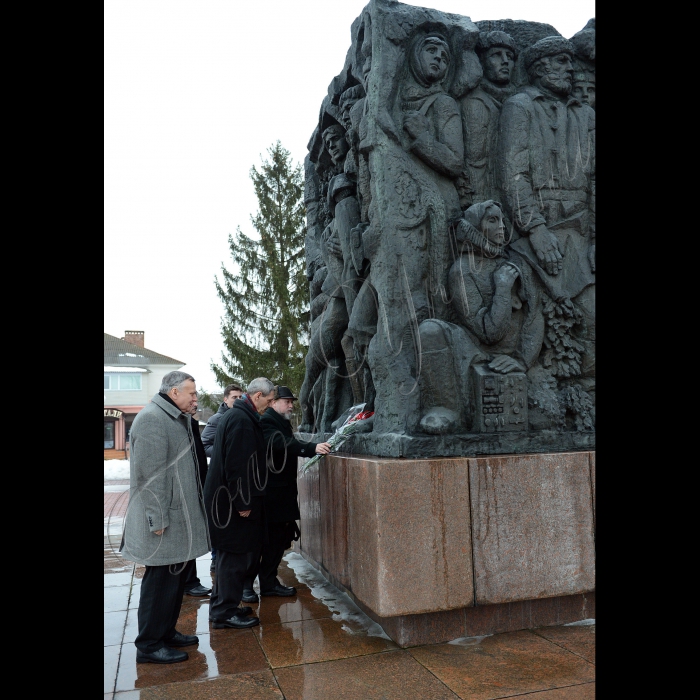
[{"xmin": 104, "ymin": 333, "xmax": 184, "ymax": 366}]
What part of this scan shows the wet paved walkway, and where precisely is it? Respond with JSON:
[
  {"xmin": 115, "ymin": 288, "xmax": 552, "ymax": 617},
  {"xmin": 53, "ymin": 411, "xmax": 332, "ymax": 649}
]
[{"xmin": 105, "ymin": 480, "xmax": 595, "ymax": 699}]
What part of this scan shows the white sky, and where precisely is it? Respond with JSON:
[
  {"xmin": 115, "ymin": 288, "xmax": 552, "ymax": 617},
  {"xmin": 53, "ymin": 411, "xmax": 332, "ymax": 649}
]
[{"xmin": 104, "ymin": 0, "xmax": 595, "ymax": 393}]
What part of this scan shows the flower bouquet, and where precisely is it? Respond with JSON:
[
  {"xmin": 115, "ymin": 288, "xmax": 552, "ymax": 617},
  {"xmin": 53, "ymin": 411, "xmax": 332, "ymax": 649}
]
[{"xmin": 300, "ymin": 403, "xmax": 374, "ymax": 473}]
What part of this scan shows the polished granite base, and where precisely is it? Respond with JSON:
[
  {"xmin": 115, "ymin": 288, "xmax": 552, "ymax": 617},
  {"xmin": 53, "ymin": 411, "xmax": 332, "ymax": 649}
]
[{"xmin": 296, "ymin": 451, "xmax": 595, "ymax": 645}]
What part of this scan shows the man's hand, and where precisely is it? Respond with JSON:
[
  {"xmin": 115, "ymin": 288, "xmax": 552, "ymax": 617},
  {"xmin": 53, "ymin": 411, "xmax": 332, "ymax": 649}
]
[
  {"xmin": 588, "ymin": 243, "xmax": 595, "ymax": 273},
  {"xmin": 529, "ymin": 224, "xmax": 563, "ymax": 276},
  {"xmin": 154, "ymin": 528, "xmax": 165, "ymax": 536},
  {"xmin": 403, "ymin": 110, "xmax": 430, "ymax": 139},
  {"xmin": 239, "ymin": 511, "xmax": 251, "ymax": 518},
  {"xmin": 315, "ymin": 442, "xmax": 332, "ymax": 455}
]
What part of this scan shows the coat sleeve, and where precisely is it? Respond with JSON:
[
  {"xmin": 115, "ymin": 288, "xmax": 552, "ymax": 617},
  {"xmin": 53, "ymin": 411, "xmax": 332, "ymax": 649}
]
[
  {"xmin": 200, "ymin": 412, "xmax": 220, "ymax": 456},
  {"xmin": 409, "ymin": 95, "xmax": 464, "ymax": 178},
  {"xmin": 130, "ymin": 411, "xmax": 173, "ymax": 532},
  {"xmin": 498, "ymin": 97, "xmax": 547, "ymax": 233},
  {"xmin": 261, "ymin": 418, "xmax": 317, "ymax": 459}
]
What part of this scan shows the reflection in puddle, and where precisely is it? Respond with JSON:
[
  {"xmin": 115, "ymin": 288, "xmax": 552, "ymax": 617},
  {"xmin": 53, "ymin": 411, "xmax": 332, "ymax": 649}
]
[{"xmin": 284, "ymin": 552, "xmax": 391, "ymax": 640}]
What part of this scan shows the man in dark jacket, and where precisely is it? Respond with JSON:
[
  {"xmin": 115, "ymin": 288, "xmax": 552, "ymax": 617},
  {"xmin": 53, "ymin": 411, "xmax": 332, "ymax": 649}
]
[
  {"xmin": 201, "ymin": 383, "xmax": 242, "ymax": 572},
  {"xmin": 202, "ymin": 377, "xmax": 275, "ymax": 629},
  {"xmin": 201, "ymin": 383, "xmax": 243, "ymax": 457},
  {"xmin": 242, "ymin": 386, "xmax": 330, "ymax": 601}
]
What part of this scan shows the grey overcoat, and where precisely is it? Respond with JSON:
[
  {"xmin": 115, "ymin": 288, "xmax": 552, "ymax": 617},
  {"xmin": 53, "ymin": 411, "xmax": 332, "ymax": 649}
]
[{"xmin": 120, "ymin": 394, "xmax": 210, "ymax": 566}]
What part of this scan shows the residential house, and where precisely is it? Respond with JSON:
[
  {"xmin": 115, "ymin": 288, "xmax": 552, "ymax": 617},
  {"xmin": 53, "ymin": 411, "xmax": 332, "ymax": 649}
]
[{"xmin": 104, "ymin": 330, "xmax": 185, "ymax": 459}]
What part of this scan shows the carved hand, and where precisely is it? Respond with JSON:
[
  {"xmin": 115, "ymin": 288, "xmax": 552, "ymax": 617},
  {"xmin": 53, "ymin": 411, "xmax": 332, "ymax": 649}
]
[
  {"xmin": 488, "ymin": 355, "xmax": 524, "ymax": 373},
  {"xmin": 403, "ymin": 111, "xmax": 430, "ymax": 139},
  {"xmin": 326, "ymin": 235, "xmax": 343, "ymax": 259},
  {"xmin": 588, "ymin": 243, "xmax": 595, "ymax": 273},
  {"xmin": 493, "ymin": 263, "xmax": 519, "ymax": 290},
  {"xmin": 529, "ymin": 225, "xmax": 563, "ymax": 276}
]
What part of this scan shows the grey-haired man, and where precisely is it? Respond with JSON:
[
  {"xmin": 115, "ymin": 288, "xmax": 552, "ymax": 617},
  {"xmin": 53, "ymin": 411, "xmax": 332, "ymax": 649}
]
[{"xmin": 121, "ymin": 371, "xmax": 210, "ymax": 664}]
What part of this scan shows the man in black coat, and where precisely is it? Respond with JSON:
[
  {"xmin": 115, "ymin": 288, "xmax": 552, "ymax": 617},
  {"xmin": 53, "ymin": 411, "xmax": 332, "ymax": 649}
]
[
  {"xmin": 202, "ymin": 377, "xmax": 276, "ymax": 629},
  {"xmin": 200, "ymin": 383, "xmax": 242, "ymax": 572},
  {"xmin": 242, "ymin": 386, "xmax": 330, "ymax": 601}
]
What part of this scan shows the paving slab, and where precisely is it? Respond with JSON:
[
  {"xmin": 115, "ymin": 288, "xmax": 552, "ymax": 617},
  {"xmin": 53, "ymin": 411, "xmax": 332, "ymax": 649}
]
[
  {"xmin": 253, "ymin": 617, "xmax": 398, "ymax": 668},
  {"xmin": 408, "ymin": 629, "xmax": 595, "ymax": 700},
  {"xmin": 274, "ymin": 649, "xmax": 460, "ymax": 700}
]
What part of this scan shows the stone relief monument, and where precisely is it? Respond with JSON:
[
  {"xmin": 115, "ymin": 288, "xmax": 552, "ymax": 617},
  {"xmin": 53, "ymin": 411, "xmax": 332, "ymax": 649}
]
[{"xmin": 300, "ymin": 0, "xmax": 595, "ymax": 459}]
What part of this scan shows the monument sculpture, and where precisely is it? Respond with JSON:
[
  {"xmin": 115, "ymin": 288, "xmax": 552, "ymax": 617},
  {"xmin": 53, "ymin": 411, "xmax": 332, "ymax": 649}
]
[
  {"xmin": 300, "ymin": 0, "xmax": 595, "ymax": 457},
  {"xmin": 295, "ymin": 1, "xmax": 596, "ymax": 648}
]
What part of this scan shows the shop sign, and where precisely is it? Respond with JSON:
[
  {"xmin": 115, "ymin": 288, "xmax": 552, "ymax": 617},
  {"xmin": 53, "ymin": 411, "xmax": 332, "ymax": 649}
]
[{"xmin": 104, "ymin": 409, "xmax": 123, "ymax": 418}]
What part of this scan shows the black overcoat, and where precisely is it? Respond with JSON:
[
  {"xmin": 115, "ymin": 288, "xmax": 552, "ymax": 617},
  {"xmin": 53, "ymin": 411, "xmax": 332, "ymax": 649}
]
[
  {"xmin": 260, "ymin": 407, "xmax": 320, "ymax": 524},
  {"xmin": 203, "ymin": 398, "xmax": 267, "ymax": 553}
]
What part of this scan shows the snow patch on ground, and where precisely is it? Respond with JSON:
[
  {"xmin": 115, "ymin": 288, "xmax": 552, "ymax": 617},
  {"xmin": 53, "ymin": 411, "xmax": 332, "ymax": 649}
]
[
  {"xmin": 284, "ymin": 552, "xmax": 391, "ymax": 640},
  {"xmin": 448, "ymin": 634, "xmax": 492, "ymax": 646},
  {"xmin": 105, "ymin": 459, "xmax": 130, "ymax": 480},
  {"xmin": 104, "ymin": 517, "xmax": 125, "ymax": 539},
  {"xmin": 564, "ymin": 618, "xmax": 595, "ymax": 626}
]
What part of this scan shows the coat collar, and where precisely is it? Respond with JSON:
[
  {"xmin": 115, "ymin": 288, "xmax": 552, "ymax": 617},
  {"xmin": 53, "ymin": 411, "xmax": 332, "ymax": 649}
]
[
  {"xmin": 521, "ymin": 84, "xmax": 582, "ymax": 108},
  {"xmin": 151, "ymin": 393, "xmax": 187, "ymax": 420},
  {"xmin": 232, "ymin": 397, "xmax": 260, "ymax": 422}
]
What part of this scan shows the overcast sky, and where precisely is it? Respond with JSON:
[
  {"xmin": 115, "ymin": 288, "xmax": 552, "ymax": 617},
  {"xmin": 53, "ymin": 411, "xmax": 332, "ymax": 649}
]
[{"xmin": 104, "ymin": 0, "xmax": 595, "ymax": 393}]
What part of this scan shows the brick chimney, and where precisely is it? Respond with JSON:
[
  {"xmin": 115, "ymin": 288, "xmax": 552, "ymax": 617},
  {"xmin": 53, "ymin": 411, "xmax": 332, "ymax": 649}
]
[{"xmin": 123, "ymin": 330, "xmax": 145, "ymax": 347}]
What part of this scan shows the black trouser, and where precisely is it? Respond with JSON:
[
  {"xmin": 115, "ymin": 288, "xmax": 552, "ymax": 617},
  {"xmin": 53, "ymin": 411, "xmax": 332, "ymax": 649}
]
[
  {"xmin": 209, "ymin": 546, "xmax": 261, "ymax": 621},
  {"xmin": 134, "ymin": 562, "xmax": 188, "ymax": 652},
  {"xmin": 181, "ymin": 559, "xmax": 201, "ymax": 591},
  {"xmin": 246, "ymin": 521, "xmax": 295, "ymax": 592}
]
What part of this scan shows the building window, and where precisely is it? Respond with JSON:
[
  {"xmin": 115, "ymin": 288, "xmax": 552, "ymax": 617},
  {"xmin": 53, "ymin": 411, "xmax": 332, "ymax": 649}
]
[
  {"xmin": 104, "ymin": 373, "xmax": 142, "ymax": 391},
  {"xmin": 104, "ymin": 421, "xmax": 115, "ymax": 449}
]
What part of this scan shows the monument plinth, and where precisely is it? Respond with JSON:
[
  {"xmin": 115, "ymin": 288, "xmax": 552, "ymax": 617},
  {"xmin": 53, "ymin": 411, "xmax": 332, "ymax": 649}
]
[{"xmin": 296, "ymin": 451, "xmax": 595, "ymax": 646}]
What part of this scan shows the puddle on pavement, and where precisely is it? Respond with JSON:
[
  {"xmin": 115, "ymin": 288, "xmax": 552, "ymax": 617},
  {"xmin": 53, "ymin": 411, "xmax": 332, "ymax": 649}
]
[
  {"xmin": 564, "ymin": 618, "xmax": 595, "ymax": 626},
  {"xmin": 283, "ymin": 552, "xmax": 391, "ymax": 640},
  {"xmin": 448, "ymin": 634, "xmax": 491, "ymax": 647}
]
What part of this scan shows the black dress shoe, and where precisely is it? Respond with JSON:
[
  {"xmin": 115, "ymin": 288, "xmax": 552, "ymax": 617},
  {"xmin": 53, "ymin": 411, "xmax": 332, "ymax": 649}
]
[
  {"xmin": 185, "ymin": 585, "xmax": 212, "ymax": 597},
  {"xmin": 260, "ymin": 584, "xmax": 297, "ymax": 597},
  {"xmin": 136, "ymin": 646, "xmax": 189, "ymax": 664},
  {"xmin": 211, "ymin": 615, "xmax": 260, "ymax": 629},
  {"xmin": 165, "ymin": 631, "xmax": 199, "ymax": 647},
  {"xmin": 241, "ymin": 588, "xmax": 259, "ymax": 602},
  {"xmin": 208, "ymin": 606, "xmax": 252, "ymax": 623}
]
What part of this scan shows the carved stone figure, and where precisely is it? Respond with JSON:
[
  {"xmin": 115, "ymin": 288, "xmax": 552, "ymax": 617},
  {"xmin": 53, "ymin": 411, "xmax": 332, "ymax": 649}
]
[
  {"xmin": 299, "ymin": 1, "xmax": 595, "ymax": 457},
  {"xmin": 498, "ymin": 36, "xmax": 595, "ymax": 397},
  {"xmin": 460, "ymin": 31, "xmax": 517, "ymax": 207}
]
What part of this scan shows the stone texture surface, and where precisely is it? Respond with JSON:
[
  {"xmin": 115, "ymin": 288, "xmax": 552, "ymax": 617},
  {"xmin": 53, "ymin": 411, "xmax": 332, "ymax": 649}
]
[
  {"xmin": 469, "ymin": 452, "xmax": 595, "ymax": 604},
  {"xmin": 356, "ymin": 593, "xmax": 594, "ymax": 648},
  {"xmin": 319, "ymin": 455, "xmax": 350, "ymax": 588},
  {"xmin": 346, "ymin": 455, "xmax": 474, "ymax": 617},
  {"xmin": 274, "ymin": 650, "xmax": 461, "ymax": 700},
  {"xmin": 589, "ymin": 451, "xmax": 595, "ymax": 527},
  {"xmin": 409, "ymin": 629, "xmax": 595, "ymax": 700},
  {"xmin": 297, "ymin": 457, "xmax": 322, "ymax": 566}
]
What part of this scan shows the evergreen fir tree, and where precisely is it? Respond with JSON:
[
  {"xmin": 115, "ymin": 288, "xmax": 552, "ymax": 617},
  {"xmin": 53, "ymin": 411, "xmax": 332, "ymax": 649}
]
[{"xmin": 211, "ymin": 141, "xmax": 309, "ymax": 395}]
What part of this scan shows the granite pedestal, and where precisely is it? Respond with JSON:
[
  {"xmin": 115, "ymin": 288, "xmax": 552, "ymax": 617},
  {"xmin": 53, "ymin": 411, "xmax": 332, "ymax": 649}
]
[{"xmin": 296, "ymin": 451, "xmax": 595, "ymax": 647}]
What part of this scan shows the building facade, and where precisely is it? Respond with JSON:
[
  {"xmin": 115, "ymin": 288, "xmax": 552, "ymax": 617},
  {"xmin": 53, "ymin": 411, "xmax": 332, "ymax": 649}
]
[{"xmin": 103, "ymin": 331, "xmax": 185, "ymax": 458}]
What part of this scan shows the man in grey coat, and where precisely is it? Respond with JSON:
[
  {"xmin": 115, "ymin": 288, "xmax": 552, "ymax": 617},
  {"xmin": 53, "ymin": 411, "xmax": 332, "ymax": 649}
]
[{"xmin": 120, "ymin": 371, "xmax": 211, "ymax": 664}]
